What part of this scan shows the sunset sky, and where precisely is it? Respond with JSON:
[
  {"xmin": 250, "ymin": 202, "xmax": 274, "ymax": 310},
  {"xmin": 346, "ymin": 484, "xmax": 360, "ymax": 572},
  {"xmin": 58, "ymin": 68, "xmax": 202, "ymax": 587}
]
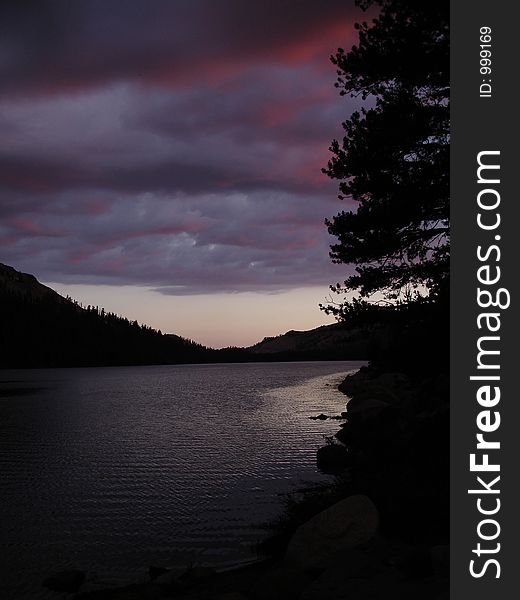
[{"xmin": 0, "ymin": 0, "xmax": 363, "ymax": 347}]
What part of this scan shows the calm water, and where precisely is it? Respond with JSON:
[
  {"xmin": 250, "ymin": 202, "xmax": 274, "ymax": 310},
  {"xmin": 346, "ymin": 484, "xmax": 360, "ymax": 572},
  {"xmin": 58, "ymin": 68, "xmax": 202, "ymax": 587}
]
[{"xmin": 0, "ymin": 361, "xmax": 363, "ymax": 599}]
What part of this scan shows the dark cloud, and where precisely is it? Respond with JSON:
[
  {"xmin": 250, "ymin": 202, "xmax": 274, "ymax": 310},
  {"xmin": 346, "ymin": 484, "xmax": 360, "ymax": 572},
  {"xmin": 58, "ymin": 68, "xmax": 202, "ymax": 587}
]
[
  {"xmin": 0, "ymin": 0, "xmax": 361, "ymax": 294},
  {"xmin": 0, "ymin": 1, "xmax": 359, "ymax": 98}
]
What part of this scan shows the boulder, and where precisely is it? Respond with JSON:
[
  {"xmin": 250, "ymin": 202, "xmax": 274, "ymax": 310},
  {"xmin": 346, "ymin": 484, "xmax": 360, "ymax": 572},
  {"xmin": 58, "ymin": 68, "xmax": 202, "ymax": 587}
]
[
  {"xmin": 309, "ymin": 413, "xmax": 329, "ymax": 420},
  {"xmin": 340, "ymin": 372, "xmax": 411, "ymax": 407},
  {"xmin": 347, "ymin": 397, "xmax": 391, "ymax": 420},
  {"xmin": 43, "ymin": 569, "xmax": 86, "ymax": 593},
  {"xmin": 371, "ymin": 372, "xmax": 411, "ymax": 392},
  {"xmin": 285, "ymin": 495, "xmax": 379, "ymax": 570},
  {"xmin": 316, "ymin": 443, "xmax": 351, "ymax": 472},
  {"xmin": 334, "ymin": 425, "xmax": 351, "ymax": 445},
  {"xmin": 338, "ymin": 373, "xmax": 369, "ymax": 397}
]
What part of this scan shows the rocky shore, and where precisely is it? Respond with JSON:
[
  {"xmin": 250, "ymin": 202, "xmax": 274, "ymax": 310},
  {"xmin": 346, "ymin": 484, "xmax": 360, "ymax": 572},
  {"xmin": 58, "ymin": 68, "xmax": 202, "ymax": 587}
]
[{"xmin": 43, "ymin": 364, "xmax": 449, "ymax": 600}]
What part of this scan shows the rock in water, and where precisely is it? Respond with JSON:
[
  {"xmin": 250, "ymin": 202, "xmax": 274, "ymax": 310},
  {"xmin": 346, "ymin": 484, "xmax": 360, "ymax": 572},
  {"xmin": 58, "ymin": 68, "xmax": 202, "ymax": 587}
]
[
  {"xmin": 347, "ymin": 397, "xmax": 391, "ymax": 419},
  {"xmin": 43, "ymin": 569, "xmax": 86, "ymax": 593},
  {"xmin": 285, "ymin": 495, "xmax": 379, "ymax": 570}
]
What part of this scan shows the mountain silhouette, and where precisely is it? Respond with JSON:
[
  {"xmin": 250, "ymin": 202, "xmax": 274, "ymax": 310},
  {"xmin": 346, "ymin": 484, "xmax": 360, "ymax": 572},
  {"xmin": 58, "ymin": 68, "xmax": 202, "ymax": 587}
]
[
  {"xmin": 248, "ymin": 323, "xmax": 370, "ymax": 357},
  {"xmin": 0, "ymin": 263, "xmax": 215, "ymax": 368},
  {"xmin": 0, "ymin": 263, "xmax": 369, "ymax": 368}
]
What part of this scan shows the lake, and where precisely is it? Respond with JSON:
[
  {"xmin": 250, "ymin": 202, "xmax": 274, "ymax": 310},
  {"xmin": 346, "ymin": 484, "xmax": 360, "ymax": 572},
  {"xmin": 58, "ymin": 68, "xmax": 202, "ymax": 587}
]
[{"xmin": 0, "ymin": 361, "xmax": 364, "ymax": 599}]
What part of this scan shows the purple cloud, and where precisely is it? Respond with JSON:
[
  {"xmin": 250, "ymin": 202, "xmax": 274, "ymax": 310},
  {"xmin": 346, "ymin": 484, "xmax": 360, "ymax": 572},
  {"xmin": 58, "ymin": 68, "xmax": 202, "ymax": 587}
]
[{"xmin": 0, "ymin": 0, "xmax": 361, "ymax": 294}]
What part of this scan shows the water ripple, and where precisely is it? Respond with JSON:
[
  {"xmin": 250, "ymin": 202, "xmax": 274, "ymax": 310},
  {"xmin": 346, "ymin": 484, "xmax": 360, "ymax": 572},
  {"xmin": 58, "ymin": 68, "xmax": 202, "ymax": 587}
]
[{"xmin": 0, "ymin": 361, "xmax": 364, "ymax": 599}]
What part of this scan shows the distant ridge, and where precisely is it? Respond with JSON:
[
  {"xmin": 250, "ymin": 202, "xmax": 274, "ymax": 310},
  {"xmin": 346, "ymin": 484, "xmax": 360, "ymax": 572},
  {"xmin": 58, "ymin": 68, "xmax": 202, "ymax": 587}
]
[
  {"xmin": 0, "ymin": 263, "xmax": 369, "ymax": 368},
  {"xmin": 248, "ymin": 323, "xmax": 369, "ymax": 356}
]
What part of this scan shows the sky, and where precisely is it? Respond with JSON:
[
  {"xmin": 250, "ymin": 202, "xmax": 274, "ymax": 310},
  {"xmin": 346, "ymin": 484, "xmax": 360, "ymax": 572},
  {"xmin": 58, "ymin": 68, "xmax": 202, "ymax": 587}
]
[{"xmin": 0, "ymin": 0, "xmax": 362, "ymax": 348}]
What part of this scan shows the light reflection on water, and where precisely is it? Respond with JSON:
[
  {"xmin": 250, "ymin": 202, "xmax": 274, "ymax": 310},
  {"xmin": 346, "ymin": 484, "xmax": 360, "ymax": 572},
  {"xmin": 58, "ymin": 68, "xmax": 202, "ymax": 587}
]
[{"xmin": 0, "ymin": 361, "xmax": 364, "ymax": 599}]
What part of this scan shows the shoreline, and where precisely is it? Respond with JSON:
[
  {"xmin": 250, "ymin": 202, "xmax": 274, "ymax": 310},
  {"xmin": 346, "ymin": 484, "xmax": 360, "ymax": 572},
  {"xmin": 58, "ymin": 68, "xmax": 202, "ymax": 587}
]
[
  {"xmin": 5, "ymin": 363, "xmax": 353, "ymax": 599},
  {"xmin": 42, "ymin": 363, "xmax": 449, "ymax": 599}
]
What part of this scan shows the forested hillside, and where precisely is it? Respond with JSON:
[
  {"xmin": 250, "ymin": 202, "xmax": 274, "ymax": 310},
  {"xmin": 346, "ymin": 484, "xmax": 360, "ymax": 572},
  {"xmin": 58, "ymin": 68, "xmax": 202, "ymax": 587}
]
[{"xmin": 0, "ymin": 263, "xmax": 212, "ymax": 367}]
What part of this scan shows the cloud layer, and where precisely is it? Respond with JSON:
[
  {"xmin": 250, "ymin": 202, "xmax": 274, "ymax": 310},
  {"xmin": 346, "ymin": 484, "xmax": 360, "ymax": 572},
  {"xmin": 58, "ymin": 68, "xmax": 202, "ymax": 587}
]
[{"xmin": 0, "ymin": 0, "xmax": 360, "ymax": 294}]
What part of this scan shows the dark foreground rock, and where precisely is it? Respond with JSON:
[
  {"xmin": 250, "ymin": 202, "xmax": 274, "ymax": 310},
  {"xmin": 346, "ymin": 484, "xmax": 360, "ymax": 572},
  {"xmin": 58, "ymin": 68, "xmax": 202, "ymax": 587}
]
[
  {"xmin": 68, "ymin": 512, "xmax": 447, "ymax": 600},
  {"xmin": 330, "ymin": 364, "xmax": 450, "ymax": 544},
  {"xmin": 316, "ymin": 442, "xmax": 351, "ymax": 472},
  {"xmin": 285, "ymin": 495, "xmax": 378, "ymax": 570}
]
